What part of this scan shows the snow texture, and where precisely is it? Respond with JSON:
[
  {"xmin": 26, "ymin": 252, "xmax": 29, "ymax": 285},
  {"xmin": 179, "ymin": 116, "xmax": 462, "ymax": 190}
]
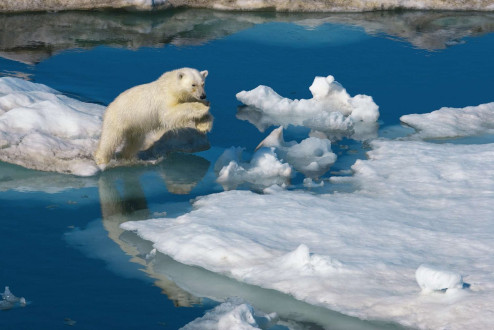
[
  {"xmin": 400, "ymin": 102, "xmax": 494, "ymax": 140},
  {"xmin": 0, "ymin": 77, "xmax": 103, "ymax": 176},
  {"xmin": 181, "ymin": 298, "xmax": 277, "ymax": 330},
  {"xmin": 236, "ymin": 75, "xmax": 379, "ymax": 141},
  {"xmin": 1, "ymin": 0, "xmax": 493, "ymax": 12},
  {"xmin": 123, "ymin": 108, "xmax": 494, "ymax": 329}
]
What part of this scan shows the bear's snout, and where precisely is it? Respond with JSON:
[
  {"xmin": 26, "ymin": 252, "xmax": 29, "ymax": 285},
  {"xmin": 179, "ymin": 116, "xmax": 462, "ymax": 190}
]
[{"xmin": 200, "ymin": 93, "xmax": 207, "ymax": 100}]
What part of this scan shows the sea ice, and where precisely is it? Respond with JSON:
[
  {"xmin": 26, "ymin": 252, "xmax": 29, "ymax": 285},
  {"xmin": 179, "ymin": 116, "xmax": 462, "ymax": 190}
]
[
  {"xmin": 415, "ymin": 264, "xmax": 464, "ymax": 293},
  {"xmin": 257, "ymin": 127, "xmax": 337, "ymax": 177},
  {"xmin": 400, "ymin": 102, "xmax": 494, "ymax": 140},
  {"xmin": 123, "ymin": 125, "xmax": 494, "ymax": 329},
  {"xmin": 236, "ymin": 75, "xmax": 379, "ymax": 141},
  {"xmin": 0, "ymin": 286, "xmax": 26, "ymax": 310},
  {"xmin": 181, "ymin": 298, "xmax": 278, "ymax": 330},
  {"xmin": 215, "ymin": 147, "xmax": 292, "ymax": 190}
]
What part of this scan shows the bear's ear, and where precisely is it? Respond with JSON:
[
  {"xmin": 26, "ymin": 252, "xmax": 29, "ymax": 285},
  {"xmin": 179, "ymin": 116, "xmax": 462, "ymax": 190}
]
[
  {"xmin": 200, "ymin": 70, "xmax": 208, "ymax": 79},
  {"xmin": 177, "ymin": 72, "xmax": 184, "ymax": 80}
]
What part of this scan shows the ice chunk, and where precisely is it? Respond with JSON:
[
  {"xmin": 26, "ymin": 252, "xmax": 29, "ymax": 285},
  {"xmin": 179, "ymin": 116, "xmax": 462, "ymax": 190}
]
[
  {"xmin": 0, "ymin": 286, "xmax": 27, "ymax": 310},
  {"xmin": 236, "ymin": 75, "xmax": 379, "ymax": 140},
  {"xmin": 181, "ymin": 298, "xmax": 277, "ymax": 330},
  {"xmin": 257, "ymin": 127, "xmax": 336, "ymax": 177},
  {"xmin": 215, "ymin": 147, "xmax": 292, "ymax": 190},
  {"xmin": 400, "ymin": 102, "xmax": 494, "ymax": 140},
  {"xmin": 415, "ymin": 264, "xmax": 464, "ymax": 293}
]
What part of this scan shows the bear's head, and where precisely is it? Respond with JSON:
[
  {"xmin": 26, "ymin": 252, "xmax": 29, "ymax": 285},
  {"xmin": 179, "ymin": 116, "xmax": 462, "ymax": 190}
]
[{"xmin": 176, "ymin": 68, "xmax": 209, "ymax": 102}]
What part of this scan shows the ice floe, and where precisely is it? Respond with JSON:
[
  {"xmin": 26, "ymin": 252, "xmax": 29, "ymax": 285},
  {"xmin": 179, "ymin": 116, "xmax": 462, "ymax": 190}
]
[
  {"xmin": 215, "ymin": 147, "xmax": 292, "ymax": 190},
  {"xmin": 123, "ymin": 126, "xmax": 494, "ymax": 329},
  {"xmin": 257, "ymin": 127, "xmax": 337, "ymax": 177},
  {"xmin": 0, "ymin": 77, "xmax": 210, "ymax": 176},
  {"xmin": 0, "ymin": 287, "xmax": 26, "ymax": 310},
  {"xmin": 236, "ymin": 75, "xmax": 379, "ymax": 141},
  {"xmin": 1, "ymin": 0, "xmax": 493, "ymax": 13},
  {"xmin": 400, "ymin": 102, "xmax": 494, "ymax": 140},
  {"xmin": 0, "ymin": 77, "xmax": 103, "ymax": 176}
]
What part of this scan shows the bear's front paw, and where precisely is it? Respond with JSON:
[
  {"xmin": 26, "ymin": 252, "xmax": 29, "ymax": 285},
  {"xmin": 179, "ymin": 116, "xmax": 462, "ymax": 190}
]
[{"xmin": 195, "ymin": 114, "xmax": 213, "ymax": 133}]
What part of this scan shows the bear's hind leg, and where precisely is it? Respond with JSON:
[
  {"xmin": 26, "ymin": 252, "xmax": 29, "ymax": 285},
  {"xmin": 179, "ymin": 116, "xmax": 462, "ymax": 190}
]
[
  {"xmin": 120, "ymin": 133, "xmax": 145, "ymax": 160},
  {"xmin": 95, "ymin": 127, "xmax": 124, "ymax": 165}
]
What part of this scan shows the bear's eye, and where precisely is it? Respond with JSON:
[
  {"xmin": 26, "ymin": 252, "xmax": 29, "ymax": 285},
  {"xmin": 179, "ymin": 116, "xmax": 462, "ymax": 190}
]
[{"xmin": 192, "ymin": 84, "xmax": 197, "ymax": 87}]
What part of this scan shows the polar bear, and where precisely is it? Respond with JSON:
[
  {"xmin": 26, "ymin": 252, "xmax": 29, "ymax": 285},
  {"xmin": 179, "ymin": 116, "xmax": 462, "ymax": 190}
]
[{"xmin": 94, "ymin": 68, "xmax": 213, "ymax": 166}]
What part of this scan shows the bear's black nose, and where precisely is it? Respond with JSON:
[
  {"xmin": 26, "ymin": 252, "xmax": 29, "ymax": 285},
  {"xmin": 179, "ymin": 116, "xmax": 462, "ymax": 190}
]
[{"xmin": 200, "ymin": 93, "xmax": 206, "ymax": 100}]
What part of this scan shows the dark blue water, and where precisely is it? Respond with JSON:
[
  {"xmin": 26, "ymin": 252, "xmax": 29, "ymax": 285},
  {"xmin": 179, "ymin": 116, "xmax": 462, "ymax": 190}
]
[{"xmin": 1, "ymin": 9, "xmax": 493, "ymax": 329}]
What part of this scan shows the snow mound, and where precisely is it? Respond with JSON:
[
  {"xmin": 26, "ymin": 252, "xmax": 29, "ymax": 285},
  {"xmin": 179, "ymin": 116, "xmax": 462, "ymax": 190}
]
[
  {"xmin": 257, "ymin": 126, "xmax": 336, "ymax": 177},
  {"xmin": 0, "ymin": 77, "xmax": 103, "ymax": 176},
  {"xmin": 400, "ymin": 102, "xmax": 494, "ymax": 140},
  {"xmin": 236, "ymin": 75, "xmax": 379, "ymax": 141},
  {"xmin": 181, "ymin": 298, "xmax": 277, "ymax": 330},
  {"xmin": 415, "ymin": 264, "xmax": 464, "ymax": 293},
  {"xmin": 0, "ymin": 286, "xmax": 27, "ymax": 310},
  {"xmin": 215, "ymin": 147, "xmax": 292, "ymax": 190}
]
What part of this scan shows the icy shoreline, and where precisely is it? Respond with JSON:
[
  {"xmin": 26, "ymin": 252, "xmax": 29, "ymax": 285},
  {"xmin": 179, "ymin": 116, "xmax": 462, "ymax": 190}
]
[{"xmin": 1, "ymin": 0, "xmax": 493, "ymax": 13}]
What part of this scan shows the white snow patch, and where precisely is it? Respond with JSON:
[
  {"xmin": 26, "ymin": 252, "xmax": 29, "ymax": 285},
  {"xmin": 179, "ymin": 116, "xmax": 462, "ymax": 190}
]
[
  {"xmin": 236, "ymin": 75, "xmax": 379, "ymax": 141},
  {"xmin": 257, "ymin": 126, "xmax": 336, "ymax": 178},
  {"xmin": 122, "ymin": 134, "xmax": 494, "ymax": 329},
  {"xmin": 400, "ymin": 102, "xmax": 494, "ymax": 140},
  {"xmin": 181, "ymin": 298, "xmax": 278, "ymax": 330},
  {"xmin": 215, "ymin": 147, "xmax": 292, "ymax": 190},
  {"xmin": 415, "ymin": 264, "xmax": 464, "ymax": 293}
]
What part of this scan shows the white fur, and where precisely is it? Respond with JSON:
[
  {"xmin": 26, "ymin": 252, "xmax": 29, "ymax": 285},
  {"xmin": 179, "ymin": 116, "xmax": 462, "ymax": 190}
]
[{"xmin": 94, "ymin": 67, "xmax": 212, "ymax": 165}]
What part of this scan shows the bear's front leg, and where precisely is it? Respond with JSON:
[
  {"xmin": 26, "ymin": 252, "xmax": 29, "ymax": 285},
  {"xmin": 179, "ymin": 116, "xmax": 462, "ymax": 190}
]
[
  {"xmin": 173, "ymin": 102, "xmax": 211, "ymax": 120},
  {"xmin": 195, "ymin": 113, "xmax": 214, "ymax": 133}
]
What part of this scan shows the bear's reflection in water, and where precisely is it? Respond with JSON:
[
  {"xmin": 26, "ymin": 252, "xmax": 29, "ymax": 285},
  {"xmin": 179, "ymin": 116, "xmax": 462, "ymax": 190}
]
[{"xmin": 98, "ymin": 152, "xmax": 209, "ymax": 307}]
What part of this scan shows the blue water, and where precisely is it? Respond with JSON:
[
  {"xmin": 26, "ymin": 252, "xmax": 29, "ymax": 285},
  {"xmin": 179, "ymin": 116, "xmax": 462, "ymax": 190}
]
[{"xmin": 1, "ymin": 9, "xmax": 493, "ymax": 329}]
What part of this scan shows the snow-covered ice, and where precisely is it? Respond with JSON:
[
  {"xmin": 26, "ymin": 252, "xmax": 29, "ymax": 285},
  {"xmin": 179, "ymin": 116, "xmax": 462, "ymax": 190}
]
[
  {"xmin": 236, "ymin": 75, "xmax": 379, "ymax": 141},
  {"xmin": 415, "ymin": 264, "xmax": 464, "ymax": 293},
  {"xmin": 0, "ymin": 77, "xmax": 210, "ymax": 176},
  {"xmin": 123, "ymin": 100, "xmax": 494, "ymax": 329},
  {"xmin": 0, "ymin": 77, "xmax": 103, "ymax": 176},
  {"xmin": 215, "ymin": 147, "xmax": 292, "ymax": 190},
  {"xmin": 181, "ymin": 298, "xmax": 278, "ymax": 330},
  {"xmin": 400, "ymin": 102, "xmax": 494, "ymax": 140}
]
